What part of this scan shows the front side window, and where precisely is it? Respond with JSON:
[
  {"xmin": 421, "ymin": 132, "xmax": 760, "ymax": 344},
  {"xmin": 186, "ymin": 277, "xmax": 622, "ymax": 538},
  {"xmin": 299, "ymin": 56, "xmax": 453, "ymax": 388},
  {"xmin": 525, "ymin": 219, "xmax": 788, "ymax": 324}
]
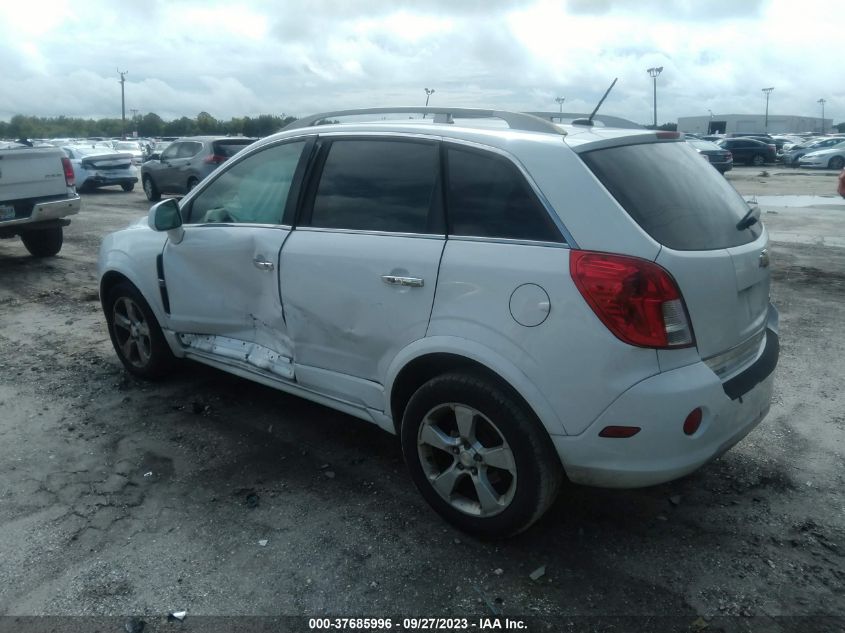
[
  {"xmin": 446, "ymin": 146, "xmax": 561, "ymax": 242},
  {"xmin": 187, "ymin": 141, "xmax": 305, "ymax": 225},
  {"xmin": 161, "ymin": 144, "xmax": 180, "ymax": 160},
  {"xmin": 178, "ymin": 142, "xmax": 203, "ymax": 159},
  {"xmin": 307, "ymin": 140, "xmax": 439, "ymax": 234}
]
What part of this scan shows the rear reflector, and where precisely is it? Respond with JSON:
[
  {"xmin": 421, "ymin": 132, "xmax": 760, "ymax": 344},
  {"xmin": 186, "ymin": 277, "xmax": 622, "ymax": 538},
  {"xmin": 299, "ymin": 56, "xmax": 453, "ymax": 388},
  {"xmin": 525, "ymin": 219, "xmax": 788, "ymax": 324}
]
[
  {"xmin": 683, "ymin": 408, "xmax": 703, "ymax": 435},
  {"xmin": 599, "ymin": 425, "xmax": 641, "ymax": 438},
  {"xmin": 61, "ymin": 157, "xmax": 75, "ymax": 187},
  {"xmin": 570, "ymin": 250, "xmax": 694, "ymax": 349}
]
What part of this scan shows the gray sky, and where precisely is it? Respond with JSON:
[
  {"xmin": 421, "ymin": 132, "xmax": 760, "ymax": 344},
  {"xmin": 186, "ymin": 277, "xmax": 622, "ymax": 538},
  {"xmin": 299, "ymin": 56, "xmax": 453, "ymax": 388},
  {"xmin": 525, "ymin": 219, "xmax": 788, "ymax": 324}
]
[{"xmin": 0, "ymin": 0, "xmax": 841, "ymax": 124}]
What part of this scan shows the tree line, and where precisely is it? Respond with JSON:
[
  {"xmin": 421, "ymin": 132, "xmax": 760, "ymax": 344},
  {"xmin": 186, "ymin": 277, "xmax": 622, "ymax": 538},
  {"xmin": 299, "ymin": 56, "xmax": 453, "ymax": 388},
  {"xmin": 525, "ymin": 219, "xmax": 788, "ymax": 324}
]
[{"xmin": 0, "ymin": 112, "xmax": 298, "ymax": 139}]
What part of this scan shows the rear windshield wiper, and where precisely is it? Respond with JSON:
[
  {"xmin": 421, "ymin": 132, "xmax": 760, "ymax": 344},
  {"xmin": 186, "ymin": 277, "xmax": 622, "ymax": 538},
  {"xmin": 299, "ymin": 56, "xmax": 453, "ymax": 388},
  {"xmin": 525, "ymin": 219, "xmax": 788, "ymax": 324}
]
[{"xmin": 737, "ymin": 205, "xmax": 760, "ymax": 231}]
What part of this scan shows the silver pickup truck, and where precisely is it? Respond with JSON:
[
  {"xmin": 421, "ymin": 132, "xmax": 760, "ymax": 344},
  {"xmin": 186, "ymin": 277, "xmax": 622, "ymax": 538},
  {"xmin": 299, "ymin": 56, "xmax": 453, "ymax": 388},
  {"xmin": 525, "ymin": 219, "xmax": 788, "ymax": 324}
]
[{"xmin": 0, "ymin": 143, "xmax": 81, "ymax": 257}]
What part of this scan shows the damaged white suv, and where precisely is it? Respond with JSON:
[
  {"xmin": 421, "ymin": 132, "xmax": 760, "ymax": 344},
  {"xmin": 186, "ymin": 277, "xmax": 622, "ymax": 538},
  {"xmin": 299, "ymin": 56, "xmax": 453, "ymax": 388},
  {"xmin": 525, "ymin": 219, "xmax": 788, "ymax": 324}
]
[{"xmin": 98, "ymin": 108, "xmax": 778, "ymax": 536}]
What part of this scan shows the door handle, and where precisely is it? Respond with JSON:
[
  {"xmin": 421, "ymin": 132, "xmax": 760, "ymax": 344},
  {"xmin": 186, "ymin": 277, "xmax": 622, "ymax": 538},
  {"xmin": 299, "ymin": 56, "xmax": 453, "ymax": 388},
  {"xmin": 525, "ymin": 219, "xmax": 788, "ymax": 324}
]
[
  {"xmin": 253, "ymin": 257, "xmax": 275, "ymax": 271},
  {"xmin": 381, "ymin": 275, "xmax": 424, "ymax": 288}
]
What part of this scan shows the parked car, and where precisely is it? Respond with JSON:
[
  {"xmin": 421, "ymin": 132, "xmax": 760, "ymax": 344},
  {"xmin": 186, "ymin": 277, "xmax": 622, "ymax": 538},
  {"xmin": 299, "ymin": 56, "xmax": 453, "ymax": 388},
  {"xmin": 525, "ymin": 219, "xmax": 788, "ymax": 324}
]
[
  {"xmin": 717, "ymin": 138, "xmax": 776, "ymax": 166},
  {"xmin": 797, "ymin": 141, "xmax": 845, "ymax": 170},
  {"xmin": 140, "ymin": 136, "xmax": 257, "ymax": 200},
  {"xmin": 112, "ymin": 140, "xmax": 146, "ymax": 165},
  {"xmin": 783, "ymin": 137, "xmax": 845, "ymax": 166},
  {"xmin": 62, "ymin": 146, "xmax": 138, "ymax": 192},
  {"xmin": 687, "ymin": 139, "xmax": 733, "ymax": 173},
  {"xmin": 99, "ymin": 108, "xmax": 778, "ymax": 536}
]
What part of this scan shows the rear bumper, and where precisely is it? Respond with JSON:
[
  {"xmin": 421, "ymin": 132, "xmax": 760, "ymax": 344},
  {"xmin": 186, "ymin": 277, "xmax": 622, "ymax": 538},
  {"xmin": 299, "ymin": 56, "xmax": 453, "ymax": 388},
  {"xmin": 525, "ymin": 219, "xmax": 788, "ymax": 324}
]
[
  {"xmin": 0, "ymin": 194, "xmax": 80, "ymax": 228},
  {"xmin": 82, "ymin": 175, "xmax": 138, "ymax": 188},
  {"xmin": 554, "ymin": 328, "xmax": 778, "ymax": 489}
]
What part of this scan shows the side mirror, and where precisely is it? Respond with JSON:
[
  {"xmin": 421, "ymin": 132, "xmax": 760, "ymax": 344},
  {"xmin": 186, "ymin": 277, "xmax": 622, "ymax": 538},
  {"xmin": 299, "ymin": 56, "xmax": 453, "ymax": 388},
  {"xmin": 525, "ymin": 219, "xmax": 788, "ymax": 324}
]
[{"xmin": 148, "ymin": 198, "xmax": 185, "ymax": 243}]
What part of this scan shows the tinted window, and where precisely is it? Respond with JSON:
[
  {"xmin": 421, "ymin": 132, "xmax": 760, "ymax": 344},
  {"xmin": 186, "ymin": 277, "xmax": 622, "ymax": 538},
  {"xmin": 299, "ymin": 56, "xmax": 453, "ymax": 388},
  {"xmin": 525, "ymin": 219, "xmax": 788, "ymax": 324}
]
[
  {"xmin": 309, "ymin": 140, "xmax": 438, "ymax": 233},
  {"xmin": 446, "ymin": 146, "xmax": 561, "ymax": 242},
  {"xmin": 187, "ymin": 141, "xmax": 305, "ymax": 225},
  {"xmin": 582, "ymin": 141, "xmax": 762, "ymax": 251},
  {"xmin": 213, "ymin": 140, "xmax": 256, "ymax": 157}
]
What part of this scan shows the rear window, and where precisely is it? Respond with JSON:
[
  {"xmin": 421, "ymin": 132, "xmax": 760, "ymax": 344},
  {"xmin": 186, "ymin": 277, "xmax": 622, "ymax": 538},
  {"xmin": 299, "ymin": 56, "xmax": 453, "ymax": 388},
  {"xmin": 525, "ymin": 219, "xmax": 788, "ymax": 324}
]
[
  {"xmin": 213, "ymin": 140, "xmax": 255, "ymax": 157},
  {"xmin": 581, "ymin": 141, "xmax": 762, "ymax": 251}
]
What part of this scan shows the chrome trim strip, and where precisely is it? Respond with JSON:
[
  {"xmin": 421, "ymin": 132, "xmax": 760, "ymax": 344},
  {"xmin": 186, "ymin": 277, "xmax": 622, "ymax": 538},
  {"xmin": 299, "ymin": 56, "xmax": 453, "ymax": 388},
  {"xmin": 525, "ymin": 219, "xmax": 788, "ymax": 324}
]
[{"xmin": 294, "ymin": 226, "xmax": 445, "ymax": 240}]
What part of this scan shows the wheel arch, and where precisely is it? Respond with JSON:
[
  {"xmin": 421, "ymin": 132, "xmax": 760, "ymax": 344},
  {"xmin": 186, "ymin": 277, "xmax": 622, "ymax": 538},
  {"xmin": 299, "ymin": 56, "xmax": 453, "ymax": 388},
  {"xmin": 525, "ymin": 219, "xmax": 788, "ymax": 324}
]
[{"xmin": 386, "ymin": 338, "xmax": 569, "ymax": 438}]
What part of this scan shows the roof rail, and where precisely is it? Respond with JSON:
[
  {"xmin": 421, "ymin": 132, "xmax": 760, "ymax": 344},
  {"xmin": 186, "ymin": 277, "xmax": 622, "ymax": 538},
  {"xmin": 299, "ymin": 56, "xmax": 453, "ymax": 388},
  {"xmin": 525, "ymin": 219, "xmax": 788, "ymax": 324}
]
[
  {"xmin": 282, "ymin": 107, "xmax": 565, "ymax": 135},
  {"xmin": 526, "ymin": 112, "xmax": 643, "ymax": 130}
]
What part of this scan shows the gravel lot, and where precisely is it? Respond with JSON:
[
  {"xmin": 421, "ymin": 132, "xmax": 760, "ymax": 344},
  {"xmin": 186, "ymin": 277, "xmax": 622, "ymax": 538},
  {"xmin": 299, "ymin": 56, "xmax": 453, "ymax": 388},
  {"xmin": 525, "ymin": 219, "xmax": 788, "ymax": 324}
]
[{"xmin": 1, "ymin": 166, "xmax": 843, "ymax": 630}]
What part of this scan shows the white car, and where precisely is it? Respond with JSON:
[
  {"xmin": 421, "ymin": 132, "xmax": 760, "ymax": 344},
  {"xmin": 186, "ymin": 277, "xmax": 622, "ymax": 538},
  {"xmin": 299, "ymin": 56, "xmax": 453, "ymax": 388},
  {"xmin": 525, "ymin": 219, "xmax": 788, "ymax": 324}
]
[
  {"xmin": 62, "ymin": 146, "xmax": 139, "ymax": 192},
  {"xmin": 798, "ymin": 142, "xmax": 845, "ymax": 170},
  {"xmin": 97, "ymin": 107, "xmax": 778, "ymax": 536},
  {"xmin": 112, "ymin": 140, "xmax": 146, "ymax": 165}
]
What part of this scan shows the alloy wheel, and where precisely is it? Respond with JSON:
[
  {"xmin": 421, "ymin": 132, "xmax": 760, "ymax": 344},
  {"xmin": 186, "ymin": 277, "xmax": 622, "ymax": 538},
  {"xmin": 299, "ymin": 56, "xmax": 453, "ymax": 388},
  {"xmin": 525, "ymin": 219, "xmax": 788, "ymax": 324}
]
[{"xmin": 112, "ymin": 296, "xmax": 152, "ymax": 368}]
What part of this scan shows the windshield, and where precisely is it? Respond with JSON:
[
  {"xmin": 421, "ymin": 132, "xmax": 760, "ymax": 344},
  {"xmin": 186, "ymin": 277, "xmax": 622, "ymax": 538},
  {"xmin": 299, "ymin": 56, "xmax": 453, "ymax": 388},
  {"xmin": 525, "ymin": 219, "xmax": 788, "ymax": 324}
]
[
  {"xmin": 688, "ymin": 140, "xmax": 721, "ymax": 151},
  {"xmin": 115, "ymin": 142, "xmax": 140, "ymax": 150},
  {"xmin": 581, "ymin": 141, "xmax": 763, "ymax": 251},
  {"xmin": 67, "ymin": 146, "xmax": 117, "ymax": 156}
]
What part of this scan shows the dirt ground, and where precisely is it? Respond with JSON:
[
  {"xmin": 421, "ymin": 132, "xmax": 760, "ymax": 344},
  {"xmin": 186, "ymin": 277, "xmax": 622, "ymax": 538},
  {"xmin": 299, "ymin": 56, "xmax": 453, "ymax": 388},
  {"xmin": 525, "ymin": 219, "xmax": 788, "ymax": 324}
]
[{"xmin": 1, "ymin": 166, "xmax": 843, "ymax": 631}]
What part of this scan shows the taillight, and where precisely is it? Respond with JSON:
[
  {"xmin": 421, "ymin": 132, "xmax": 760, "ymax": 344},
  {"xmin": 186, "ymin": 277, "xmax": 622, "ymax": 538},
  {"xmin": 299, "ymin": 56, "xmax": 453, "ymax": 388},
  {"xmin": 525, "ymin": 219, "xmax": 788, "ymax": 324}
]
[
  {"xmin": 767, "ymin": 144, "xmax": 776, "ymax": 153},
  {"xmin": 570, "ymin": 250, "xmax": 695, "ymax": 349},
  {"xmin": 203, "ymin": 154, "xmax": 227, "ymax": 165},
  {"xmin": 657, "ymin": 131, "xmax": 680, "ymax": 139},
  {"xmin": 61, "ymin": 157, "xmax": 75, "ymax": 187}
]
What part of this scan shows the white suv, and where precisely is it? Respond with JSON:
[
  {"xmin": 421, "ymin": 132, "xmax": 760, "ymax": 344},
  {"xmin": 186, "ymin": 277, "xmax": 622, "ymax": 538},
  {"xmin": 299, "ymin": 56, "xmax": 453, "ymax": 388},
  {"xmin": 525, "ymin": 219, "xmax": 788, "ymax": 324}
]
[{"xmin": 98, "ymin": 108, "xmax": 778, "ymax": 536}]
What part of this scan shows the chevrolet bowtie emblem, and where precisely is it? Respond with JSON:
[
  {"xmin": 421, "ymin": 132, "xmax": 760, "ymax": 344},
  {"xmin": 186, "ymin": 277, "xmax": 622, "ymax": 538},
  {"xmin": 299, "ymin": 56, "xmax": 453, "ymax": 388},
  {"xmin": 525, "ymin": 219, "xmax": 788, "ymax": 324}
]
[{"xmin": 759, "ymin": 249, "xmax": 770, "ymax": 268}]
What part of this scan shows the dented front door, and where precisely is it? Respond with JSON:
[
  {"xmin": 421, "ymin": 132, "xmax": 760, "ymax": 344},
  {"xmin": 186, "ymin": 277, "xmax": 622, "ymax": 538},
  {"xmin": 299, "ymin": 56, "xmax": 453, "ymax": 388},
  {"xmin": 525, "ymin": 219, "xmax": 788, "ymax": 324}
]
[
  {"xmin": 162, "ymin": 226, "xmax": 294, "ymax": 377},
  {"xmin": 158, "ymin": 139, "xmax": 309, "ymax": 379}
]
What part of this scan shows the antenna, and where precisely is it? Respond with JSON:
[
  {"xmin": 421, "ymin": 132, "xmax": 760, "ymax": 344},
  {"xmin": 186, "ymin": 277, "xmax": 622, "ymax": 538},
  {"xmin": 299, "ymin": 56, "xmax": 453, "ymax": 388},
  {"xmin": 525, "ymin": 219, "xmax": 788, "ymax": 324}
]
[{"xmin": 572, "ymin": 78, "xmax": 618, "ymax": 127}]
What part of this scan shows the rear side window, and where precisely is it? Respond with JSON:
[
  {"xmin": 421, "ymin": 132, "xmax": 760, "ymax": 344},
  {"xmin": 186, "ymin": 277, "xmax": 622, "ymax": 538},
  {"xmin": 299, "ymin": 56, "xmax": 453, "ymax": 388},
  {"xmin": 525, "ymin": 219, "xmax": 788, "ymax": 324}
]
[
  {"xmin": 446, "ymin": 146, "xmax": 561, "ymax": 242},
  {"xmin": 213, "ymin": 140, "xmax": 255, "ymax": 157},
  {"xmin": 581, "ymin": 141, "xmax": 762, "ymax": 250},
  {"xmin": 308, "ymin": 140, "xmax": 439, "ymax": 234}
]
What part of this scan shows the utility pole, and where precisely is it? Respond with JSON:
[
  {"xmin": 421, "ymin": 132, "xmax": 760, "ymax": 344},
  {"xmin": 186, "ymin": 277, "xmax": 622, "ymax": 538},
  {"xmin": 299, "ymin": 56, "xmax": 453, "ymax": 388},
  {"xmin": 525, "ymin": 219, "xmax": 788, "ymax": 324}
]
[
  {"xmin": 818, "ymin": 98, "xmax": 826, "ymax": 133},
  {"xmin": 762, "ymin": 87, "xmax": 774, "ymax": 132},
  {"xmin": 647, "ymin": 66, "xmax": 663, "ymax": 128},
  {"xmin": 130, "ymin": 108, "xmax": 139, "ymax": 137},
  {"xmin": 118, "ymin": 69, "xmax": 128, "ymax": 138},
  {"xmin": 555, "ymin": 96, "xmax": 565, "ymax": 113}
]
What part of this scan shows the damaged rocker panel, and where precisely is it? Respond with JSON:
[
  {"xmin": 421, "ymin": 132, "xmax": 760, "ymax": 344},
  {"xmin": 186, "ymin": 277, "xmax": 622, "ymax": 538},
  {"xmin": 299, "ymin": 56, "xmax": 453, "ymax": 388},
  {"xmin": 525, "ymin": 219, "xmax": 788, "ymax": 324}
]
[{"xmin": 178, "ymin": 333, "xmax": 294, "ymax": 379}]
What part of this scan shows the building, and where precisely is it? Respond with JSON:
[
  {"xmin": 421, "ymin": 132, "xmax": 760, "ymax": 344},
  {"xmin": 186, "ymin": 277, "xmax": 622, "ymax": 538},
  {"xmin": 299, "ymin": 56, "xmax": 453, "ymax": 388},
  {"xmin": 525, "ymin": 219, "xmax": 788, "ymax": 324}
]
[{"xmin": 677, "ymin": 114, "xmax": 832, "ymax": 135}]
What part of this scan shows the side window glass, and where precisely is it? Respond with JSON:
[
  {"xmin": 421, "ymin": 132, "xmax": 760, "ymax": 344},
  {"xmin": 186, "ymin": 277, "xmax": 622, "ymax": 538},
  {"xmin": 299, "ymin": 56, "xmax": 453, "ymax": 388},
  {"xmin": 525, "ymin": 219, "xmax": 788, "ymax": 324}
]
[
  {"xmin": 178, "ymin": 142, "xmax": 201, "ymax": 158},
  {"xmin": 309, "ymin": 140, "xmax": 439, "ymax": 234},
  {"xmin": 161, "ymin": 144, "xmax": 179, "ymax": 160},
  {"xmin": 446, "ymin": 146, "xmax": 562, "ymax": 242},
  {"xmin": 187, "ymin": 141, "xmax": 305, "ymax": 225}
]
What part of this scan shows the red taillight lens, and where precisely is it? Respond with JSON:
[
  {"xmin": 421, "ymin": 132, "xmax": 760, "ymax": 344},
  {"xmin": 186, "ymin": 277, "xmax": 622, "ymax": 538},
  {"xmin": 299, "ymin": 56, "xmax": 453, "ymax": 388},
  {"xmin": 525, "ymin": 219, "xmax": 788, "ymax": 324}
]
[
  {"xmin": 203, "ymin": 154, "xmax": 227, "ymax": 165},
  {"xmin": 570, "ymin": 250, "xmax": 694, "ymax": 349},
  {"xmin": 657, "ymin": 131, "xmax": 680, "ymax": 139},
  {"xmin": 683, "ymin": 408, "xmax": 703, "ymax": 435},
  {"xmin": 61, "ymin": 157, "xmax": 75, "ymax": 187},
  {"xmin": 599, "ymin": 425, "xmax": 641, "ymax": 438}
]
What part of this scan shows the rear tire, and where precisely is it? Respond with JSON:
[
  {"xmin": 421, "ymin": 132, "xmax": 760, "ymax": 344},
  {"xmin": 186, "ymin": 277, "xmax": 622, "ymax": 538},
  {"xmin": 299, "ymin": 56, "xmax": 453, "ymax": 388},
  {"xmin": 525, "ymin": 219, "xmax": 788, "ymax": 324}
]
[
  {"xmin": 829, "ymin": 156, "xmax": 845, "ymax": 171},
  {"xmin": 143, "ymin": 175, "xmax": 161, "ymax": 201},
  {"xmin": 121, "ymin": 183, "xmax": 135, "ymax": 192},
  {"xmin": 21, "ymin": 227, "xmax": 63, "ymax": 257},
  {"xmin": 400, "ymin": 371, "xmax": 562, "ymax": 537},
  {"xmin": 104, "ymin": 281, "xmax": 175, "ymax": 380},
  {"xmin": 751, "ymin": 154, "xmax": 765, "ymax": 166}
]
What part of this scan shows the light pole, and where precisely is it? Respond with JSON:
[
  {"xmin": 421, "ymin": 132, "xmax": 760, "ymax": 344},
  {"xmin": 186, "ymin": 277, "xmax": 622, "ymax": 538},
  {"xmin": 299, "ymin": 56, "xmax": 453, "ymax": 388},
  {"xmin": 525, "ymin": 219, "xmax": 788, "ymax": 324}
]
[
  {"xmin": 818, "ymin": 98, "xmax": 826, "ymax": 133},
  {"xmin": 130, "ymin": 108, "xmax": 139, "ymax": 137},
  {"xmin": 555, "ymin": 96, "xmax": 565, "ymax": 113},
  {"xmin": 423, "ymin": 88, "xmax": 435, "ymax": 119},
  {"xmin": 118, "ymin": 69, "xmax": 128, "ymax": 138},
  {"xmin": 647, "ymin": 66, "xmax": 663, "ymax": 128},
  {"xmin": 762, "ymin": 87, "xmax": 774, "ymax": 132},
  {"xmin": 707, "ymin": 109, "xmax": 714, "ymax": 133}
]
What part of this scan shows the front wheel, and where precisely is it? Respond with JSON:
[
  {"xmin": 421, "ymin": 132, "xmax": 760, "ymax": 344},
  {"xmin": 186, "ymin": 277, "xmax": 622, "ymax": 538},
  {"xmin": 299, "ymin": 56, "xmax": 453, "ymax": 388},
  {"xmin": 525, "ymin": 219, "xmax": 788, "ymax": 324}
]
[
  {"xmin": 400, "ymin": 371, "xmax": 562, "ymax": 537},
  {"xmin": 121, "ymin": 183, "xmax": 135, "ymax": 192},
  {"xmin": 21, "ymin": 227, "xmax": 63, "ymax": 257},
  {"xmin": 751, "ymin": 154, "xmax": 765, "ymax": 166},
  {"xmin": 105, "ymin": 281, "xmax": 175, "ymax": 379},
  {"xmin": 829, "ymin": 156, "xmax": 845, "ymax": 171},
  {"xmin": 143, "ymin": 175, "xmax": 161, "ymax": 201}
]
